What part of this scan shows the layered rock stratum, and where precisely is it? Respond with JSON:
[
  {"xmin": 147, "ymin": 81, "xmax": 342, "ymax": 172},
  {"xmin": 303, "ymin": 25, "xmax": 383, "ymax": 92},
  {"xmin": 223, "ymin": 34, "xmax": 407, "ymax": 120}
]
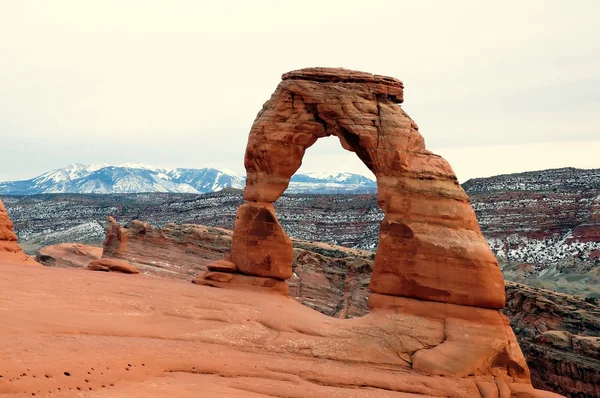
[
  {"xmin": 100, "ymin": 216, "xmax": 232, "ymax": 279},
  {"xmin": 504, "ymin": 283, "xmax": 600, "ymax": 397}
]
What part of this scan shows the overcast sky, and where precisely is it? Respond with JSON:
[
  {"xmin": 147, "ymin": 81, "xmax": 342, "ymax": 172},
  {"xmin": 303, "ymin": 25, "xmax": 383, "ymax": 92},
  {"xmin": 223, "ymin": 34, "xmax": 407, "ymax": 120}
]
[{"xmin": 1, "ymin": 1, "xmax": 599, "ymax": 182}]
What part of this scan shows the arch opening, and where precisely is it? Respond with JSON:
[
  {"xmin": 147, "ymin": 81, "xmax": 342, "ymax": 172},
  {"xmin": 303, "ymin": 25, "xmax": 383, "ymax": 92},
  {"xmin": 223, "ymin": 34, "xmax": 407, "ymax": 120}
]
[
  {"xmin": 285, "ymin": 134, "xmax": 375, "ymax": 195},
  {"xmin": 277, "ymin": 134, "xmax": 380, "ymax": 254}
]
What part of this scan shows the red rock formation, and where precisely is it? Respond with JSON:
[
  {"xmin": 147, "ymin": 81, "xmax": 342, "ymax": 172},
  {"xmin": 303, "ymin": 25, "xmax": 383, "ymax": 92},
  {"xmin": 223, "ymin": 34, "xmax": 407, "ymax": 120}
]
[
  {"xmin": 230, "ymin": 202, "xmax": 293, "ymax": 279},
  {"xmin": 35, "ymin": 216, "xmax": 588, "ymax": 396},
  {"xmin": 36, "ymin": 243, "xmax": 102, "ymax": 268},
  {"xmin": 102, "ymin": 217, "xmax": 232, "ymax": 279},
  {"xmin": 216, "ymin": 67, "xmax": 505, "ymax": 309},
  {"xmin": 88, "ymin": 258, "xmax": 140, "ymax": 274},
  {"xmin": 0, "ymin": 199, "xmax": 40, "ymax": 265},
  {"xmin": 206, "ymin": 257, "xmax": 236, "ymax": 273},
  {"xmin": 190, "ymin": 68, "xmax": 539, "ymax": 394},
  {"xmin": 193, "ymin": 271, "xmax": 289, "ymax": 296}
]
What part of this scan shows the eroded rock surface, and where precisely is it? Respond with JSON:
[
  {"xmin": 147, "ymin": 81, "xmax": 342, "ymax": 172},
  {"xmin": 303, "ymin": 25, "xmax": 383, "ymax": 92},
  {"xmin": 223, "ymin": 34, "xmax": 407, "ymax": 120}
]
[
  {"xmin": 88, "ymin": 258, "xmax": 140, "ymax": 274},
  {"xmin": 100, "ymin": 217, "xmax": 374, "ymax": 317},
  {"xmin": 218, "ymin": 67, "xmax": 505, "ymax": 309},
  {"xmin": 230, "ymin": 202, "xmax": 293, "ymax": 279},
  {"xmin": 102, "ymin": 216, "xmax": 232, "ymax": 279},
  {"xmin": 36, "ymin": 243, "xmax": 102, "ymax": 268}
]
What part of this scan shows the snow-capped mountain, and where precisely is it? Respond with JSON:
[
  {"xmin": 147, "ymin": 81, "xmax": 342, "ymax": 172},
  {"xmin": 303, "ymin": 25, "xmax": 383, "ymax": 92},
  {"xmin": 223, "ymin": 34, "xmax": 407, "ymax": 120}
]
[
  {"xmin": 0, "ymin": 163, "xmax": 376, "ymax": 195},
  {"xmin": 290, "ymin": 170, "xmax": 375, "ymax": 185},
  {"xmin": 287, "ymin": 169, "xmax": 376, "ymax": 194}
]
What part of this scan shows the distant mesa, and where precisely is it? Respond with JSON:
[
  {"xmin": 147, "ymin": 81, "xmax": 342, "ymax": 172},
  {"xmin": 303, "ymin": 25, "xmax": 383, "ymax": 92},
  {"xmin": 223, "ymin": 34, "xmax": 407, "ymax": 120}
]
[{"xmin": 0, "ymin": 163, "xmax": 376, "ymax": 195}]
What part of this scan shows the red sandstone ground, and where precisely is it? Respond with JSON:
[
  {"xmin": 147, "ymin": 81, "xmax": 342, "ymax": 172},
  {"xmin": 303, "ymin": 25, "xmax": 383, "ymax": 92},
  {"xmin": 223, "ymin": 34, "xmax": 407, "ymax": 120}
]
[
  {"xmin": 35, "ymin": 220, "xmax": 599, "ymax": 397},
  {"xmin": 0, "ymin": 261, "xmax": 562, "ymax": 398}
]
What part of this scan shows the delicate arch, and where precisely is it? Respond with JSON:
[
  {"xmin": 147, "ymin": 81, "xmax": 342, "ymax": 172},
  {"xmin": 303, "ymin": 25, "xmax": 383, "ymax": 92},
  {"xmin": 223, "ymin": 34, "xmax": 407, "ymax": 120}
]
[{"xmin": 204, "ymin": 68, "xmax": 505, "ymax": 309}]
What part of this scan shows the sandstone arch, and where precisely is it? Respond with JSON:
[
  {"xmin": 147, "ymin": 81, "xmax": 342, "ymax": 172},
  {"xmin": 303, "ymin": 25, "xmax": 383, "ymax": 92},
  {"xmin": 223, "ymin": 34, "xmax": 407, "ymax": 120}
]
[{"xmin": 201, "ymin": 67, "xmax": 505, "ymax": 309}]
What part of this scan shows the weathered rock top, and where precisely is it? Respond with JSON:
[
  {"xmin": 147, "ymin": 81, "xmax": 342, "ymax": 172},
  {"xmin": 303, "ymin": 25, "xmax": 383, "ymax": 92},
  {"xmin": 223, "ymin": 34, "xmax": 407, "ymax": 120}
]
[
  {"xmin": 281, "ymin": 67, "xmax": 404, "ymax": 103},
  {"xmin": 282, "ymin": 67, "xmax": 403, "ymax": 85}
]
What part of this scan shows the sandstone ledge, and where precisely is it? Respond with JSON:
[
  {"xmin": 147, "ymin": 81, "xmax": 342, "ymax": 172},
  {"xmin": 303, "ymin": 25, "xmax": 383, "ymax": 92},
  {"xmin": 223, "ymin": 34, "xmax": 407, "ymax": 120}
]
[{"xmin": 88, "ymin": 258, "xmax": 140, "ymax": 274}]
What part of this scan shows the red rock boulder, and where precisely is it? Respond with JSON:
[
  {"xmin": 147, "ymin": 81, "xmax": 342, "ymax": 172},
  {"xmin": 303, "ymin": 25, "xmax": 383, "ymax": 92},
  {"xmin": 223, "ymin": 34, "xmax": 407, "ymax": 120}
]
[
  {"xmin": 230, "ymin": 202, "xmax": 293, "ymax": 279},
  {"xmin": 88, "ymin": 258, "xmax": 139, "ymax": 274}
]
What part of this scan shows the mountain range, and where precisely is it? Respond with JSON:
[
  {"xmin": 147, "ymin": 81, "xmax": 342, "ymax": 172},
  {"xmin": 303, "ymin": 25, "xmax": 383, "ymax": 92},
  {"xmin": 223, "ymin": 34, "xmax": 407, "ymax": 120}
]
[{"xmin": 0, "ymin": 163, "xmax": 376, "ymax": 195}]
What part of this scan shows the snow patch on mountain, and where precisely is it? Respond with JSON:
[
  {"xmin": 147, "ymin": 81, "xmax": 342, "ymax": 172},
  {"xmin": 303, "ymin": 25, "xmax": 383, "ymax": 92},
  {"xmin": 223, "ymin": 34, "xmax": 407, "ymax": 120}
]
[
  {"xmin": 489, "ymin": 233, "xmax": 600, "ymax": 266},
  {"xmin": 119, "ymin": 163, "xmax": 163, "ymax": 172}
]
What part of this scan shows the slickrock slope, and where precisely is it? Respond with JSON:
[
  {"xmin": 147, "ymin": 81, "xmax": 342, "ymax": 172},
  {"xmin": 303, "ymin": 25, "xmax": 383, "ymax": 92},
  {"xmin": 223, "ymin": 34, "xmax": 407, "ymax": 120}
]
[
  {"xmin": 86, "ymin": 217, "xmax": 374, "ymax": 318},
  {"xmin": 0, "ymin": 199, "xmax": 39, "ymax": 265},
  {"xmin": 0, "ymin": 262, "xmax": 556, "ymax": 398},
  {"xmin": 220, "ymin": 67, "xmax": 505, "ymax": 309},
  {"xmin": 85, "ymin": 217, "xmax": 596, "ymax": 397},
  {"xmin": 42, "ymin": 218, "xmax": 597, "ymax": 396}
]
